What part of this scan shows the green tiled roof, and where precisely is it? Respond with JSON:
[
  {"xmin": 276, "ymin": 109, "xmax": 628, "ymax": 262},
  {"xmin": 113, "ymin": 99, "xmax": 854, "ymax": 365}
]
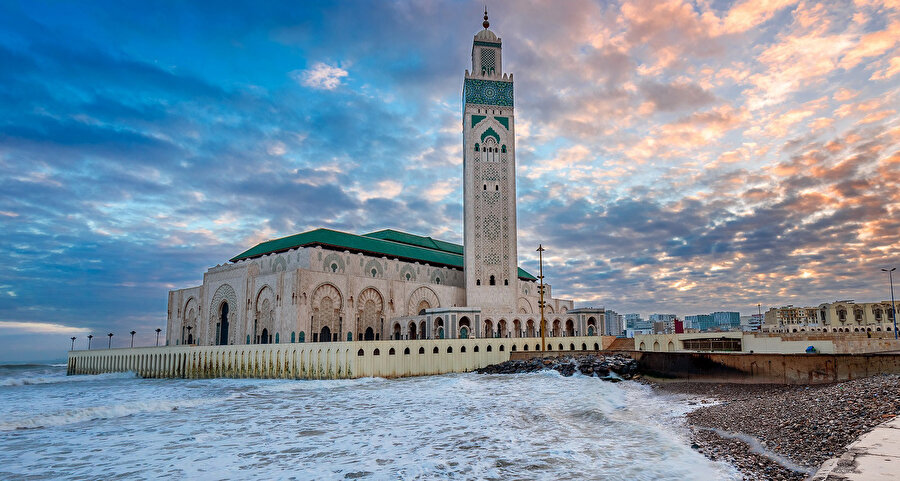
[{"xmin": 229, "ymin": 228, "xmax": 537, "ymax": 281}]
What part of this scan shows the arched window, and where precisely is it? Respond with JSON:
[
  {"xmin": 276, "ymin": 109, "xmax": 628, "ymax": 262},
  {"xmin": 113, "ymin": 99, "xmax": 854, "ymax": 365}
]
[
  {"xmin": 373, "ymin": 348, "xmax": 381, "ymax": 356},
  {"xmin": 357, "ymin": 349, "xmax": 364, "ymax": 356},
  {"xmin": 433, "ymin": 346, "xmax": 439, "ymax": 354},
  {"xmin": 495, "ymin": 185, "xmax": 498, "ymax": 190},
  {"xmin": 404, "ymin": 347, "xmax": 410, "ymax": 355},
  {"xmin": 504, "ymin": 279, "xmax": 508, "ymax": 285},
  {"xmin": 483, "ymin": 184, "xmax": 487, "ymax": 190},
  {"xmin": 501, "ymin": 145, "xmax": 506, "ymax": 153},
  {"xmin": 461, "ymin": 346, "xmax": 467, "ymax": 353},
  {"xmin": 389, "ymin": 348, "xmax": 396, "ymax": 355},
  {"xmin": 489, "ymin": 275, "xmax": 496, "ymax": 286},
  {"xmin": 476, "ymin": 279, "xmax": 481, "ymax": 286},
  {"xmin": 487, "ymin": 345, "xmax": 493, "ymax": 352},
  {"xmin": 419, "ymin": 347, "xmax": 425, "ymax": 354},
  {"xmin": 474, "ymin": 143, "xmax": 480, "ymax": 152},
  {"xmin": 474, "ymin": 345, "xmax": 479, "ymax": 352},
  {"xmin": 447, "ymin": 346, "xmax": 453, "ymax": 354}
]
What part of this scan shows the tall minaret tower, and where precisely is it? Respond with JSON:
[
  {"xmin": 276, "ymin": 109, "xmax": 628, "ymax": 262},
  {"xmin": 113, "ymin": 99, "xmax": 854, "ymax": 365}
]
[{"xmin": 463, "ymin": 9, "xmax": 518, "ymax": 314}]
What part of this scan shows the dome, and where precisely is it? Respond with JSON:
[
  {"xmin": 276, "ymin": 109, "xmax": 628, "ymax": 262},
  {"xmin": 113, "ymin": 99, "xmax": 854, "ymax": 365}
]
[{"xmin": 475, "ymin": 28, "xmax": 498, "ymax": 42}]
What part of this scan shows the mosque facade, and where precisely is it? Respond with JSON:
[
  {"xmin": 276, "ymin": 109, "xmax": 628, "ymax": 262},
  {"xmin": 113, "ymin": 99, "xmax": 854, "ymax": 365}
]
[{"xmin": 165, "ymin": 14, "xmax": 605, "ymax": 348}]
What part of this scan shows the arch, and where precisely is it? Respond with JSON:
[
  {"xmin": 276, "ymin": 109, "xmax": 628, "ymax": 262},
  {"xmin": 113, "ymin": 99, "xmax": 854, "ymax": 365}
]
[
  {"xmin": 523, "ymin": 344, "xmax": 528, "ymax": 351},
  {"xmin": 653, "ymin": 341, "xmax": 660, "ymax": 351},
  {"xmin": 210, "ymin": 284, "xmax": 238, "ymax": 346},
  {"xmin": 667, "ymin": 341, "xmax": 675, "ymax": 352},
  {"xmin": 569, "ymin": 343, "xmax": 575, "ymax": 351},
  {"xmin": 182, "ymin": 297, "xmax": 199, "ymax": 345},
  {"xmin": 419, "ymin": 346, "xmax": 425, "ymax": 354},
  {"xmin": 357, "ymin": 349, "xmax": 364, "ymax": 356},
  {"xmin": 260, "ymin": 328, "xmax": 270, "ymax": 345},
  {"xmin": 552, "ymin": 319, "xmax": 561, "ymax": 337},
  {"xmin": 291, "ymin": 331, "xmax": 295, "ymax": 343},
  {"xmin": 461, "ymin": 346, "xmax": 467, "ymax": 353},
  {"xmin": 474, "ymin": 345, "xmax": 479, "ymax": 352},
  {"xmin": 254, "ymin": 285, "xmax": 276, "ymax": 344},
  {"xmin": 483, "ymin": 319, "xmax": 494, "ymax": 338},
  {"xmin": 419, "ymin": 320, "xmax": 426, "ymax": 340},
  {"xmin": 432, "ymin": 346, "xmax": 439, "ymax": 354},
  {"xmin": 518, "ymin": 297, "xmax": 533, "ymax": 314},
  {"xmin": 389, "ymin": 348, "xmax": 396, "ymax": 355},
  {"xmin": 565, "ymin": 319, "xmax": 574, "ymax": 336},
  {"xmin": 363, "ymin": 259, "xmax": 384, "ymax": 279},
  {"xmin": 434, "ymin": 317, "xmax": 445, "ymax": 339},
  {"xmin": 526, "ymin": 319, "xmax": 535, "ymax": 337},
  {"xmin": 408, "ymin": 321, "xmax": 418, "ymax": 340},
  {"xmin": 558, "ymin": 343, "xmax": 564, "ymax": 351},
  {"xmin": 322, "ymin": 252, "xmax": 345, "ymax": 273},
  {"xmin": 511, "ymin": 344, "xmax": 517, "ymax": 351},
  {"xmin": 447, "ymin": 346, "xmax": 453, "ymax": 354},
  {"xmin": 498, "ymin": 319, "xmax": 508, "ymax": 338},
  {"xmin": 593, "ymin": 342, "xmax": 600, "ymax": 350},
  {"xmin": 392, "ymin": 322, "xmax": 402, "ymax": 340},
  {"xmin": 513, "ymin": 319, "xmax": 521, "ymax": 338},
  {"xmin": 312, "ymin": 283, "xmax": 342, "ymax": 342},
  {"xmin": 582, "ymin": 343, "xmax": 587, "ymax": 351},
  {"xmin": 499, "ymin": 345, "xmax": 505, "ymax": 352},
  {"xmin": 373, "ymin": 348, "xmax": 380, "ymax": 356},
  {"xmin": 357, "ymin": 287, "xmax": 384, "ymax": 342},
  {"xmin": 408, "ymin": 286, "xmax": 440, "ymax": 316},
  {"xmin": 487, "ymin": 345, "xmax": 493, "ymax": 352}
]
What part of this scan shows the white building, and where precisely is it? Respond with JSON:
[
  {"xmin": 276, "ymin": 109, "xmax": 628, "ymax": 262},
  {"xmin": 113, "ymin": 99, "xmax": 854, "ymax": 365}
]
[{"xmin": 165, "ymin": 13, "xmax": 604, "ymax": 348}]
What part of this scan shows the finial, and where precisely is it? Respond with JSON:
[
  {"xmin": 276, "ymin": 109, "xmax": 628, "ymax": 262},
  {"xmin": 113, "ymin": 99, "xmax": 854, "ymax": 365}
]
[{"xmin": 483, "ymin": 6, "xmax": 490, "ymax": 29}]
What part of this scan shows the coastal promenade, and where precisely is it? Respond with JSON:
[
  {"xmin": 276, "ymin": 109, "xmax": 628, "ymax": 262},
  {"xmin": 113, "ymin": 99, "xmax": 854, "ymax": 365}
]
[
  {"xmin": 812, "ymin": 416, "xmax": 900, "ymax": 480},
  {"xmin": 67, "ymin": 335, "xmax": 614, "ymax": 379}
]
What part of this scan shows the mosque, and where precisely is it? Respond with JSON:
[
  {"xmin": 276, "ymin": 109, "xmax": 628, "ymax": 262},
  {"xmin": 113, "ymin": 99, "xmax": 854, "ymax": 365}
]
[{"xmin": 165, "ymin": 12, "xmax": 605, "ymax": 348}]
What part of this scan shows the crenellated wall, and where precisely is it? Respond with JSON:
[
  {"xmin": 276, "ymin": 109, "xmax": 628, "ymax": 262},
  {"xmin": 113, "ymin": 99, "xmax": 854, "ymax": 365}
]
[{"xmin": 67, "ymin": 336, "xmax": 603, "ymax": 380}]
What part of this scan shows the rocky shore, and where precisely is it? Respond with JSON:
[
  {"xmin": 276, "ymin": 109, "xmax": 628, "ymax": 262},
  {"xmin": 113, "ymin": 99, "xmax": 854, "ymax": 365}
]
[
  {"xmin": 653, "ymin": 375, "xmax": 900, "ymax": 480},
  {"xmin": 475, "ymin": 354, "xmax": 639, "ymax": 380}
]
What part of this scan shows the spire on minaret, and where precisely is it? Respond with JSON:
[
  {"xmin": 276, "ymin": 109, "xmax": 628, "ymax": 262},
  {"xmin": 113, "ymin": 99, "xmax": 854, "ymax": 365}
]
[{"xmin": 483, "ymin": 7, "xmax": 490, "ymax": 29}]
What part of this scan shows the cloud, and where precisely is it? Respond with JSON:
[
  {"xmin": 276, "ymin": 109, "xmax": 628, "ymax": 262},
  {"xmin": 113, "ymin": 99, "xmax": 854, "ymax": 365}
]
[
  {"xmin": 0, "ymin": 321, "xmax": 90, "ymax": 335},
  {"xmin": 292, "ymin": 62, "xmax": 349, "ymax": 90}
]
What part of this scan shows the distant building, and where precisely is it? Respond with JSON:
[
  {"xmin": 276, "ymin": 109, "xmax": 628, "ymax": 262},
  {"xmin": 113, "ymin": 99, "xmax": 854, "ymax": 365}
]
[
  {"xmin": 712, "ymin": 311, "xmax": 741, "ymax": 330},
  {"xmin": 625, "ymin": 313, "xmax": 651, "ymax": 330},
  {"xmin": 685, "ymin": 314, "xmax": 715, "ymax": 331},
  {"xmin": 604, "ymin": 309, "xmax": 624, "ymax": 336},
  {"xmin": 650, "ymin": 314, "xmax": 677, "ymax": 334},
  {"xmin": 740, "ymin": 314, "xmax": 763, "ymax": 332},
  {"xmin": 625, "ymin": 328, "xmax": 653, "ymax": 338},
  {"xmin": 763, "ymin": 300, "xmax": 897, "ymax": 334}
]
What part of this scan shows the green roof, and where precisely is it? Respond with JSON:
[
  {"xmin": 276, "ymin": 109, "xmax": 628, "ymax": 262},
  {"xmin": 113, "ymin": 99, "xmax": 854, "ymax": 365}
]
[{"xmin": 229, "ymin": 228, "xmax": 537, "ymax": 281}]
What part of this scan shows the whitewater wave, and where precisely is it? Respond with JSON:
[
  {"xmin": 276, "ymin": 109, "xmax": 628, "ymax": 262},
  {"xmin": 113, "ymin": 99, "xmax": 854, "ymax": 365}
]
[
  {"xmin": 0, "ymin": 396, "xmax": 222, "ymax": 431},
  {"xmin": 0, "ymin": 371, "xmax": 137, "ymax": 387}
]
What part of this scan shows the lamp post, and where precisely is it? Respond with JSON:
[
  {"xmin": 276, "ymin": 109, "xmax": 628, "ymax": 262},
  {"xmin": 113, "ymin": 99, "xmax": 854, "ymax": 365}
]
[
  {"xmin": 87, "ymin": 334, "xmax": 93, "ymax": 350},
  {"xmin": 883, "ymin": 267, "xmax": 897, "ymax": 340},
  {"xmin": 155, "ymin": 328, "xmax": 162, "ymax": 346},
  {"xmin": 70, "ymin": 336, "xmax": 76, "ymax": 351},
  {"xmin": 537, "ymin": 244, "xmax": 546, "ymax": 352},
  {"xmin": 107, "ymin": 332, "xmax": 113, "ymax": 349},
  {"xmin": 130, "ymin": 330, "xmax": 136, "ymax": 348}
]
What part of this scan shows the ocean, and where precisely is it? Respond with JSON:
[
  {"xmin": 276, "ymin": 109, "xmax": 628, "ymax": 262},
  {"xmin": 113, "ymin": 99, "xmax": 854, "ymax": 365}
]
[{"xmin": 0, "ymin": 363, "xmax": 739, "ymax": 480}]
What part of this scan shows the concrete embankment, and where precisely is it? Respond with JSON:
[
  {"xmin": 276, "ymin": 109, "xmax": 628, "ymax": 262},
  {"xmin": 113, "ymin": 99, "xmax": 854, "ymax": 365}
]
[{"xmin": 628, "ymin": 350, "xmax": 900, "ymax": 384}]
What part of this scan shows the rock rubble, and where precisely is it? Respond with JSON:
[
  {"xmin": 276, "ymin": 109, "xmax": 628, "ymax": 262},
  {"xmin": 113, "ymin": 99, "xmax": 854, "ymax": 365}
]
[
  {"xmin": 653, "ymin": 374, "xmax": 900, "ymax": 481},
  {"xmin": 476, "ymin": 354, "xmax": 639, "ymax": 380}
]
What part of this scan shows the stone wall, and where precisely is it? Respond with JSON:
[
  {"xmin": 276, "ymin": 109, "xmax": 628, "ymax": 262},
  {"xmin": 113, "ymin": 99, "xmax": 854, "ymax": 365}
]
[{"xmin": 67, "ymin": 336, "xmax": 603, "ymax": 380}]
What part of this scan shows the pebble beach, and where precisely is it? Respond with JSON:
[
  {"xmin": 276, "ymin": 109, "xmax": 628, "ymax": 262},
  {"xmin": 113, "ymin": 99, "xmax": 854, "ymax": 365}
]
[{"xmin": 653, "ymin": 375, "xmax": 900, "ymax": 480}]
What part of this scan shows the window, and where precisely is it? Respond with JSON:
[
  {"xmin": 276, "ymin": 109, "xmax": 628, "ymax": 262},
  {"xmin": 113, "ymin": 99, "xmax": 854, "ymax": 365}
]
[
  {"xmin": 373, "ymin": 348, "xmax": 380, "ymax": 356},
  {"xmin": 447, "ymin": 346, "xmax": 453, "ymax": 353},
  {"xmin": 357, "ymin": 349, "xmax": 364, "ymax": 356},
  {"xmin": 495, "ymin": 185, "xmax": 498, "ymax": 191},
  {"xmin": 504, "ymin": 279, "xmax": 508, "ymax": 285},
  {"xmin": 371, "ymin": 268, "xmax": 377, "ymax": 277},
  {"xmin": 419, "ymin": 347, "xmax": 425, "ymax": 354},
  {"xmin": 433, "ymin": 346, "xmax": 439, "ymax": 354},
  {"xmin": 404, "ymin": 347, "xmax": 410, "ymax": 355},
  {"xmin": 476, "ymin": 279, "xmax": 481, "ymax": 286},
  {"xmin": 389, "ymin": 348, "xmax": 396, "ymax": 355},
  {"xmin": 489, "ymin": 275, "xmax": 496, "ymax": 286}
]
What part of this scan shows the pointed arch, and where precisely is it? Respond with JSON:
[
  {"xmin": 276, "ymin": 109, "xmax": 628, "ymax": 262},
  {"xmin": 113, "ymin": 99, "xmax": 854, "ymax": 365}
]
[
  {"xmin": 407, "ymin": 286, "xmax": 440, "ymax": 316},
  {"xmin": 357, "ymin": 287, "xmax": 384, "ymax": 341}
]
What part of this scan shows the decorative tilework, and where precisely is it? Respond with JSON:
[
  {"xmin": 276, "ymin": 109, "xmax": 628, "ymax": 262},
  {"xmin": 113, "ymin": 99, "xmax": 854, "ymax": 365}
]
[
  {"xmin": 464, "ymin": 78, "xmax": 513, "ymax": 107},
  {"xmin": 471, "ymin": 115, "xmax": 486, "ymax": 128},
  {"xmin": 495, "ymin": 116, "xmax": 509, "ymax": 129},
  {"xmin": 474, "ymin": 40, "xmax": 501, "ymax": 48}
]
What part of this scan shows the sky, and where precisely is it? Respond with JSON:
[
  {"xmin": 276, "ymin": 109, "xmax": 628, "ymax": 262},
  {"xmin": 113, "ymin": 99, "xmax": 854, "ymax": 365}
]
[{"xmin": 0, "ymin": 0, "xmax": 898, "ymax": 361}]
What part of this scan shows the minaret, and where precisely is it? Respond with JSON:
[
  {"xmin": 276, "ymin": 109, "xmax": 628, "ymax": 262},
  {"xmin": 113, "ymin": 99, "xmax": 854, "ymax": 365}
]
[{"xmin": 462, "ymin": 9, "xmax": 518, "ymax": 314}]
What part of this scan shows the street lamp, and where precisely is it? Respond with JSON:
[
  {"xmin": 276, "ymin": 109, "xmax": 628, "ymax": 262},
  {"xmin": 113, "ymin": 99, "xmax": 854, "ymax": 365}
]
[
  {"xmin": 883, "ymin": 267, "xmax": 897, "ymax": 340},
  {"xmin": 107, "ymin": 332, "xmax": 113, "ymax": 349},
  {"xmin": 537, "ymin": 244, "xmax": 546, "ymax": 352},
  {"xmin": 87, "ymin": 334, "xmax": 93, "ymax": 350},
  {"xmin": 130, "ymin": 330, "xmax": 136, "ymax": 347},
  {"xmin": 155, "ymin": 328, "xmax": 162, "ymax": 346},
  {"xmin": 70, "ymin": 336, "xmax": 76, "ymax": 351}
]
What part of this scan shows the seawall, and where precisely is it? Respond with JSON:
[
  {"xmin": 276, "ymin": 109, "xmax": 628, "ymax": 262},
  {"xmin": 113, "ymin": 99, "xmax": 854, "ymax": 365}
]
[
  {"xmin": 66, "ymin": 336, "xmax": 610, "ymax": 380},
  {"xmin": 630, "ymin": 351, "xmax": 900, "ymax": 384}
]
